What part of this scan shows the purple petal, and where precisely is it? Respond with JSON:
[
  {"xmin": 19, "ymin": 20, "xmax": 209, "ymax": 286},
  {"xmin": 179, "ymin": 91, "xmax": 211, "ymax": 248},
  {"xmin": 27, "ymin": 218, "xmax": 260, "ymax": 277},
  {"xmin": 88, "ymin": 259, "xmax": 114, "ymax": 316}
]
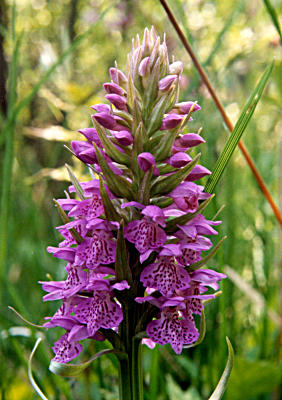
[
  {"xmin": 141, "ymin": 205, "xmax": 165, "ymax": 227},
  {"xmin": 47, "ymin": 247, "xmax": 75, "ymax": 263},
  {"xmin": 185, "ymin": 165, "xmax": 211, "ymax": 181},
  {"xmin": 52, "ymin": 333, "xmax": 82, "ymax": 363},
  {"xmin": 140, "ymin": 257, "xmax": 191, "ymax": 296}
]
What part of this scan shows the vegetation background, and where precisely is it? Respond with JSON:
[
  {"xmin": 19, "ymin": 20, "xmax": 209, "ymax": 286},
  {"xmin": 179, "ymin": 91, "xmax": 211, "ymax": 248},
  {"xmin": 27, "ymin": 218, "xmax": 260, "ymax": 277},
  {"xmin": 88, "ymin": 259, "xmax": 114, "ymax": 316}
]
[{"xmin": 0, "ymin": 0, "xmax": 281, "ymax": 399}]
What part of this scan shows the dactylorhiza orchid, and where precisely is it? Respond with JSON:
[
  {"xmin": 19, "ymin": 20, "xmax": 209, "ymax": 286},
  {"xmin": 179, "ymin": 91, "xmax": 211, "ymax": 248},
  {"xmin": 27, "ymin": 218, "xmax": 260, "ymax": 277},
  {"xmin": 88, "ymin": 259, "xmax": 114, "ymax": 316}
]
[{"xmin": 40, "ymin": 27, "xmax": 226, "ymax": 398}]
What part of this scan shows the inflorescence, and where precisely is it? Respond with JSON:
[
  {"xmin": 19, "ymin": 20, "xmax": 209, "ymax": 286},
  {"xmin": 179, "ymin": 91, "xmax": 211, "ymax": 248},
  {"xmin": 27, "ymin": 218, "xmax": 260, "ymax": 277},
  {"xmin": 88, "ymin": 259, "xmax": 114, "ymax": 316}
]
[{"xmin": 40, "ymin": 27, "xmax": 226, "ymax": 363}]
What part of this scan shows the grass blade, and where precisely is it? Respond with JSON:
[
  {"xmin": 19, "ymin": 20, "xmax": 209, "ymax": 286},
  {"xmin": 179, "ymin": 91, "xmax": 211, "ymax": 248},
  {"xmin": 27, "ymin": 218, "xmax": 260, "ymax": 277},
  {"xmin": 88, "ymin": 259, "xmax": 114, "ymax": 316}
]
[
  {"xmin": 263, "ymin": 0, "xmax": 282, "ymax": 44},
  {"xmin": 205, "ymin": 61, "xmax": 274, "ymax": 194},
  {"xmin": 28, "ymin": 338, "xmax": 49, "ymax": 400},
  {"xmin": 208, "ymin": 337, "xmax": 234, "ymax": 400}
]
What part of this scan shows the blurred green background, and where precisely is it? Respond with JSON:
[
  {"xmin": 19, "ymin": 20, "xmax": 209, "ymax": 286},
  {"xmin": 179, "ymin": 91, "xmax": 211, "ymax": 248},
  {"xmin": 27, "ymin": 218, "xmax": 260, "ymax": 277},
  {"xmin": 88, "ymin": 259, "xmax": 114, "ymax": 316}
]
[{"xmin": 0, "ymin": 0, "xmax": 281, "ymax": 399}]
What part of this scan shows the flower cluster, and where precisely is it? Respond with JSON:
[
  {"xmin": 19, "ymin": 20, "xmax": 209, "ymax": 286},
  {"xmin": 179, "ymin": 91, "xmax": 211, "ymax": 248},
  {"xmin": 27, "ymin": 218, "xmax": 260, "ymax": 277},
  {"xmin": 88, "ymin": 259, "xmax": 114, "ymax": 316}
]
[{"xmin": 41, "ymin": 27, "xmax": 226, "ymax": 363}]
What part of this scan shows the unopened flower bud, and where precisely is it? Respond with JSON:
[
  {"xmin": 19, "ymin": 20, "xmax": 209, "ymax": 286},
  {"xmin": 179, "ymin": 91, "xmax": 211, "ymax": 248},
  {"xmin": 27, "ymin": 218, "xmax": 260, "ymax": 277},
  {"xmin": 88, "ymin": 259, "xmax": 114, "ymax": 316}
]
[
  {"xmin": 112, "ymin": 130, "xmax": 133, "ymax": 146},
  {"xmin": 180, "ymin": 133, "xmax": 205, "ymax": 148},
  {"xmin": 91, "ymin": 103, "xmax": 111, "ymax": 113},
  {"xmin": 169, "ymin": 61, "xmax": 183, "ymax": 75},
  {"xmin": 169, "ymin": 152, "xmax": 192, "ymax": 168},
  {"xmin": 93, "ymin": 112, "xmax": 117, "ymax": 130},
  {"xmin": 185, "ymin": 165, "xmax": 211, "ymax": 181},
  {"xmin": 71, "ymin": 141, "xmax": 97, "ymax": 164},
  {"xmin": 103, "ymin": 82, "xmax": 124, "ymax": 95},
  {"xmin": 138, "ymin": 57, "xmax": 150, "ymax": 76},
  {"xmin": 158, "ymin": 74, "xmax": 178, "ymax": 91},
  {"xmin": 173, "ymin": 101, "xmax": 201, "ymax": 114},
  {"xmin": 137, "ymin": 152, "xmax": 160, "ymax": 176},
  {"xmin": 77, "ymin": 128, "xmax": 102, "ymax": 147},
  {"xmin": 160, "ymin": 113, "xmax": 183, "ymax": 130},
  {"xmin": 105, "ymin": 94, "xmax": 127, "ymax": 110},
  {"xmin": 109, "ymin": 67, "xmax": 128, "ymax": 87}
]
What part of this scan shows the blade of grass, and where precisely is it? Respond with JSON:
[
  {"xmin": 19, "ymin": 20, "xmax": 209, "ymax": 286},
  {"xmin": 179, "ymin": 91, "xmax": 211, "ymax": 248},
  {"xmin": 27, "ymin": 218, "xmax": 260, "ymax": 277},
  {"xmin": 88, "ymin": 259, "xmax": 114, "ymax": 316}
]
[
  {"xmin": 208, "ymin": 337, "xmax": 234, "ymax": 400},
  {"xmin": 263, "ymin": 0, "xmax": 282, "ymax": 44},
  {"xmin": 158, "ymin": 0, "xmax": 282, "ymax": 226},
  {"xmin": 204, "ymin": 62, "xmax": 274, "ymax": 194},
  {"xmin": 28, "ymin": 338, "xmax": 49, "ymax": 400}
]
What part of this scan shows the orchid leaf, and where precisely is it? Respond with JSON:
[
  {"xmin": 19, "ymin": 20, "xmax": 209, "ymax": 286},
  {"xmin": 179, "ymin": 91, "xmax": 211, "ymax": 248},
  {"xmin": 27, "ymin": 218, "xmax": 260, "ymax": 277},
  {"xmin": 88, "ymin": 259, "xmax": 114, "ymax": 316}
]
[
  {"xmin": 28, "ymin": 338, "xmax": 49, "ymax": 400},
  {"xmin": 49, "ymin": 349, "xmax": 124, "ymax": 377},
  {"xmin": 205, "ymin": 61, "xmax": 274, "ymax": 194},
  {"xmin": 147, "ymin": 89, "xmax": 171, "ymax": 136},
  {"xmin": 65, "ymin": 164, "xmax": 85, "ymax": 200},
  {"xmin": 151, "ymin": 153, "xmax": 200, "ymax": 196},
  {"xmin": 99, "ymin": 178, "xmax": 121, "ymax": 222},
  {"xmin": 137, "ymin": 167, "xmax": 153, "ymax": 205},
  {"xmin": 187, "ymin": 236, "xmax": 227, "ymax": 271},
  {"xmin": 165, "ymin": 195, "xmax": 215, "ymax": 234},
  {"xmin": 93, "ymin": 143, "xmax": 135, "ymax": 200},
  {"xmin": 53, "ymin": 199, "xmax": 84, "ymax": 243},
  {"xmin": 143, "ymin": 57, "xmax": 160, "ymax": 120},
  {"xmin": 115, "ymin": 220, "xmax": 133, "ymax": 285},
  {"xmin": 150, "ymin": 196, "xmax": 174, "ymax": 208},
  {"xmin": 208, "ymin": 337, "xmax": 234, "ymax": 400},
  {"xmin": 93, "ymin": 119, "xmax": 130, "ymax": 166}
]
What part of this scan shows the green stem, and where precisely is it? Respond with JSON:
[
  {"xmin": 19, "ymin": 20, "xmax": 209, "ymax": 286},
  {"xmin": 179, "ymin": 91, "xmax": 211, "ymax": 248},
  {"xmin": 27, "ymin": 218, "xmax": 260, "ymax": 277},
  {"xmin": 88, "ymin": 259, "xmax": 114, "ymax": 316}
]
[
  {"xmin": 130, "ymin": 338, "xmax": 143, "ymax": 400},
  {"xmin": 117, "ymin": 354, "xmax": 132, "ymax": 400}
]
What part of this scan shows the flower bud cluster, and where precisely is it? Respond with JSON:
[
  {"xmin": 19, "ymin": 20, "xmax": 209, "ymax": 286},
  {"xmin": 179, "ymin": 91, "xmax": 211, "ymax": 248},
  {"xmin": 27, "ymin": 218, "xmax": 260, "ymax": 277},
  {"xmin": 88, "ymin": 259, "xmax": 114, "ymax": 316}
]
[{"xmin": 41, "ymin": 27, "xmax": 226, "ymax": 362}]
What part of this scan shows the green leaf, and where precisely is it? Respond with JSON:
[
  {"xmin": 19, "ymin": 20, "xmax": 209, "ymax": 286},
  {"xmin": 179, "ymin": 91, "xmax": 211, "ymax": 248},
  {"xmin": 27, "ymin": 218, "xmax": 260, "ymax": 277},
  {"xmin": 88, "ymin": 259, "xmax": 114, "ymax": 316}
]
[
  {"xmin": 137, "ymin": 167, "xmax": 153, "ymax": 205},
  {"xmin": 99, "ymin": 178, "xmax": 121, "ymax": 222},
  {"xmin": 146, "ymin": 89, "xmax": 172, "ymax": 136},
  {"xmin": 151, "ymin": 153, "xmax": 200, "ymax": 196},
  {"xmin": 28, "ymin": 338, "xmax": 49, "ymax": 400},
  {"xmin": 93, "ymin": 143, "xmax": 135, "ymax": 200},
  {"xmin": 65, "ymin": 164, "xmax": 85, "ymax": 200},
  {"xmin": 115, "ymin": 220, "xmax": 133, "ymax": 285},
  {"xmin": 150, "ymin": 196, "xmax": 174, "ymax": 208},
  {"xmin": 49, "ymin": 349, "xmax": 124, "ymax": 377},
  {"xmin": 263, "ymin": 0, "xmax": 282, "ymax": 44},
  {"xmin": 205, "ymin": 62, "xmax": 274, "ymax": 194},
  {"xmin": 165, "ymin": 195, "xmax": 215, "ymax": 234},
  {"xmin": 93, "ymin": 119, "xmax": 131, "ymax": 166},
  {"xmin": 186, "ymin": 236, "xmax": 227, "ymax": 271},
  {"xmin": 143, "ymin": 57, "xmax": 160, "ymax": 121},
  {"xmin": 208, "ymin": 337, "xmax": 234, "ymax": 400},
  {"xmin": 53, "ymin": 199, "xmax": 84, "ymax": 243}
]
